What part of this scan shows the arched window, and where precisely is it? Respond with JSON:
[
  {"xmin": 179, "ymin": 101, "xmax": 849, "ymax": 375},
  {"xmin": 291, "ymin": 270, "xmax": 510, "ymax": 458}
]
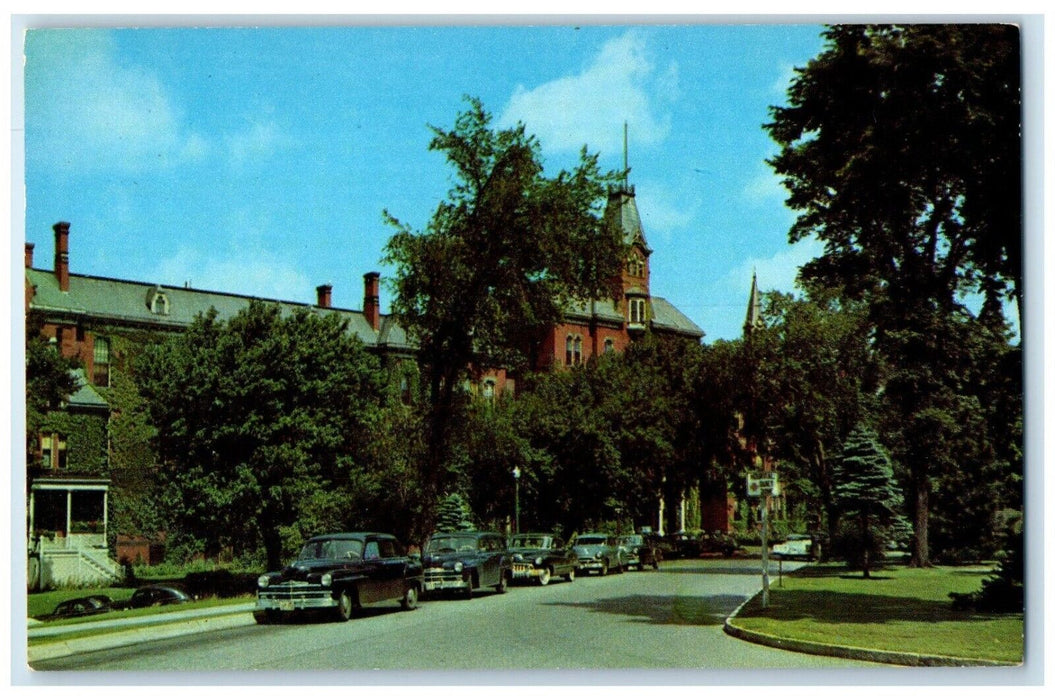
[
  {"xmin": 628, "ymin": 298, "xmax": 647, "ymax": 325},
  {"xmin": 573, "ymin": 336, "xmax": 583, "ymax": 365},
  {"xmin": 565, "ymin": 335, "xmax": 575, "ymax": 366},
  {"xmin": 603, "ymin": 338, "xmax": 615, "ymax": 354}
]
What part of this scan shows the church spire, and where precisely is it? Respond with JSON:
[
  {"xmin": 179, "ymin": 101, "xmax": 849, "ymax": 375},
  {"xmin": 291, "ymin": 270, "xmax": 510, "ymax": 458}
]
[{"xmin": 744, "ymin": 269, "xmax": 763, "ymax": 337}]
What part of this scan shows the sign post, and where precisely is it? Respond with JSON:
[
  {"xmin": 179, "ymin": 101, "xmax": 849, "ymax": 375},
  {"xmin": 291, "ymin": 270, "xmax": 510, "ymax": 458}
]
[{"xmin": 746, "ymin": 472, "xmax": 780, "ymax": 608}]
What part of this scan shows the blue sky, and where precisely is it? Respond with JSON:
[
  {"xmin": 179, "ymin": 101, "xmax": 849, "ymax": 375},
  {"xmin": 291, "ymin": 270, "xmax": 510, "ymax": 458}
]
[{"xmin": 21, "ymin": 23, "xmax": 831, "ymax": 341}]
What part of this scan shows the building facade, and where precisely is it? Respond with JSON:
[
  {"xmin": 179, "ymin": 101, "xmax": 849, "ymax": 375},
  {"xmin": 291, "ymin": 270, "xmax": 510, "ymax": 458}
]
[{"xmin": 24, "ymin": 182, "xmax": 711, "ymax": 584}]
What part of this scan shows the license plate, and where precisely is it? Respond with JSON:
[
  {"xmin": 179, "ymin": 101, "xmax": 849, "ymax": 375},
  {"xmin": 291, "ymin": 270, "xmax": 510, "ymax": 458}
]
[{"xmin": 279, "ymin": 600, "xmax": 295, "ymax": 611}]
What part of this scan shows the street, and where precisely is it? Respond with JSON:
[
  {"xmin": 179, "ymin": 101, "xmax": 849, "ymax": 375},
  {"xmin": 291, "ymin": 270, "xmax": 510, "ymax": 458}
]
[{"xmin": 31, "ymin": 558, "xmax": 881, "ymax": 675}]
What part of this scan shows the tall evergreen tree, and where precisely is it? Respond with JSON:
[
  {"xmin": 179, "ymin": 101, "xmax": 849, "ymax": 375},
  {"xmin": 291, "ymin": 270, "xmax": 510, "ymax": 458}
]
[{"xmin": 832, "ymin": 424, "xmax": 906, "ymax": 578}]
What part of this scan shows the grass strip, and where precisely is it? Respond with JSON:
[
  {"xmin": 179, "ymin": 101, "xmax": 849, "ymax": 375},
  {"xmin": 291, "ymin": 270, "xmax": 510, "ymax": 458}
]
[{"xmin": 732, "ymin": 563, "xmax": 1022, "ymax": 664}]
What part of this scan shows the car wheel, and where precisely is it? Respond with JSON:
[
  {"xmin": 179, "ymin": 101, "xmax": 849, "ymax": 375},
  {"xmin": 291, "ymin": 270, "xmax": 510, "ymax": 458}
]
[
  {"xmin": 253, "ymin": 610, "xmax": 279, "ymax": 625},
  {"xmin": 653, "ymin": 560, "xmax": 660, "ymax": 571},
  {"xmin": 465, "ymin": 574, "xmax": 475, "ymax": 600},
  {"xmin": 400, "ymin": 583, "xmax": 419, "ymax": 610},
  {"xmin": 565, "ymin": 568, "xmax": 575, "ymax": 583},
  {"xmin": 600, "ymin": 560, "xmax": 609, "ymax": 576},
  {"xmin": 335, "ymin": 589, "xmax": 355, "ymax": 622},
  {"xmin": 538, "ymin": 567, "xmax": 551, "ymax": 586}
]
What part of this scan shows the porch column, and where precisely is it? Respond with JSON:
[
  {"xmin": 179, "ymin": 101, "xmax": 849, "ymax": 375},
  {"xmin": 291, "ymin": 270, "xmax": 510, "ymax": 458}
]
[
  {"xmin": 28, "ymin": 490, "xmax": 35, "ymax": 537},
  {"xmin": 679, "ymin": 492, "xmax": 686, "ymax": 532},
  {"xmin": 66, "ymin": 489, "xmax": 72, "ymax": 545},
  {"xmin": 103, "ymin": 490, "xmax": 109, "ymax": 538}
]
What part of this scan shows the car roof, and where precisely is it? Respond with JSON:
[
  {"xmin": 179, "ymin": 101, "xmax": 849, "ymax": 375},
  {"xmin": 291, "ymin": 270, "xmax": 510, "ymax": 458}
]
[
  {"xmin": 429, "ymin": 531, "xmax": 502, "ymax": 537},
  {"xmin": 307, "ymin": 532, "xmax": 395, "ymax": 541}
]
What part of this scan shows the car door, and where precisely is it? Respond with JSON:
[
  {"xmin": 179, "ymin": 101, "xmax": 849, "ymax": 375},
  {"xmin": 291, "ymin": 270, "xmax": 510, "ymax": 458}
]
[
  {"xmin": 358, "ymin": 538, "xmax": 386, "ymax": 604},
  {"xmin": 373, "ymin": 537, "xmax": 405, "ymax": 602}
]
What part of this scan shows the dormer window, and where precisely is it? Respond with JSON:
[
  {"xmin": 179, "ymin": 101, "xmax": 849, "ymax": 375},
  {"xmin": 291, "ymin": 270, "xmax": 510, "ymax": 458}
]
[{"xmin": 146, "ymin": 286, "xmax": 170, "ymax": 315}]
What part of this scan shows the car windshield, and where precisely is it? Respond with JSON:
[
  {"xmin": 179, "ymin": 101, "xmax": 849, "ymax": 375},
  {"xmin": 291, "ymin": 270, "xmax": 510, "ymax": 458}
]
[
  {"xmin": 575, "ymin": 536, "xmax": 605, "ymax": 546},
  {"xmin": 622, "ymin": 535, "xmax": 643, "ymax": 545},
  {"xmin": 299, "ymin": 538, "xmax": 364, "ymax": 560},
  {"xmin": 426, "ymin": 535, "xmax": 479, "ymax": 553},
  {"xmin": 510, "ymin": 536, "xmax": 550, "ymax": 549}
]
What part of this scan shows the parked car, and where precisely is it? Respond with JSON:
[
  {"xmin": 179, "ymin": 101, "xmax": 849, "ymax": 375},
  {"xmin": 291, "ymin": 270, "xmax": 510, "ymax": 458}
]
[
  {"xmin": 572, "ymin": 533, "xmax": 627, "ymax": 575},
  {"xmin": 39, "ymin": 594, "xmax": 114, "ymax": 621},
  {"xmin": 771, "ymin": 533, "xmax": 814, "ymax": 561},
  {"xmin": 696, "ymin": 530, "xmax": 741, "ymax": 557},
  {"xmin": 422, "ymin": 531, "xmax": 510, "ymax": 598},
  {"xmin": 508, "ymin": 533, "xmax": 578, "ymax": 585},
  {"xmin": 665, "ymin": 531, "xmax": 699, "ymax": 559},
  {"xmin": 618, "ymin": 534, "xmax": 661, "ymax": 570},
  {"xmin": 128, "ymin": 584, "xmax": 193, "ymax": 608},
  {"xmin": 254, "ymin": 532, "xmax": 423, "ymax": 623}
]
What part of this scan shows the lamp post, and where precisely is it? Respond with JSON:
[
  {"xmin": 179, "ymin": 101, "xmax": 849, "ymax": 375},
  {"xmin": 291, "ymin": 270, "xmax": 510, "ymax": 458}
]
[{"xmin": 512, "ymin": 467, "xmax": 521, "ymax": 534}]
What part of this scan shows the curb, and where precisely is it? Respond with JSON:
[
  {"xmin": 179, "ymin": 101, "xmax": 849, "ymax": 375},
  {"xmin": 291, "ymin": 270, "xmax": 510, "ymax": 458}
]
[
  {"xmin": 27, "ymin": 607, "xmax": 256, "ymax": 665},
  {"xmin": 722, "ymin": 592, "xmax": 1013, "ymax": 668}
]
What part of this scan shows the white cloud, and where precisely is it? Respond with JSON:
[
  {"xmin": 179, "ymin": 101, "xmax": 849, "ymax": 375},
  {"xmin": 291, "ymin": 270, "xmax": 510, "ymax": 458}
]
[
  {"xmin": 25, "ymin": 30, "xmax": 201, "ymax": 173},
  {"xmin": 723, "ymin": 236, "xmax": 825, "ymax": 296},
  {"xmin": 225, "ymin": 121, "xmax": 289, "ymax": 165},
  {"xmin": 497, "ymin": 31, "xmax": 674, "ymax": 155},
  {"xmin": 742, "ymin": 168, "xmax": 790, "ymax": 207},
  {"xmin": 152, "ymin": 210, "xmax": 312, "ymax": 302}
]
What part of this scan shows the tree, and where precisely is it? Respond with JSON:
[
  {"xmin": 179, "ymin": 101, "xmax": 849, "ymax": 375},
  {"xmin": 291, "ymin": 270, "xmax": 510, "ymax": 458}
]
[
  {"xmin": 832, "ymin": 424, "xmax": 906, "ymax": 578},
  {"xmin": 748, "ymin": 287, "xmax": 879, "ymax": 549},
  {"xmin": 136, "ymin": 301, "xmax": 386, "ymax": 570},
  {"xmin": 765, "ymin": 25, "xmax": 1022, "ymax": 566},
  {"xmin": 434, "ymin": 493, "xmax": 476, "ymax": 532},
  {"xmin": 382, "ymin": 96, "xmax": 626, "ymax": 501},
  {"xmin": 25, "ymin": 324, "xmax": 80, "ymax": 462}
]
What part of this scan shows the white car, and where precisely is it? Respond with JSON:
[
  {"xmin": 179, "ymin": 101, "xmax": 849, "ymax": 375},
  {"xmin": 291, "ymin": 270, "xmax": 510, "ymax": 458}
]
[{"xmin": 771, "ymin": 534, "xmax": 814, "ymax": 560}]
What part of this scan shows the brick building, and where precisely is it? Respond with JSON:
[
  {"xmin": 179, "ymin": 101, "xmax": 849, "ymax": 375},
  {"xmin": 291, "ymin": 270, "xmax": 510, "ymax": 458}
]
[{"xmin": 24, "ymin": 181, "xmax": 706, "ymax": 584}]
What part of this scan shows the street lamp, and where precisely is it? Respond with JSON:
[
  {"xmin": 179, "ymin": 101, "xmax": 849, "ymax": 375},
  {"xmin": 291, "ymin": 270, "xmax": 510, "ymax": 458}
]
[{"xmin": 512, "ymin": 467, "xmax": 521, "ymax": 534}]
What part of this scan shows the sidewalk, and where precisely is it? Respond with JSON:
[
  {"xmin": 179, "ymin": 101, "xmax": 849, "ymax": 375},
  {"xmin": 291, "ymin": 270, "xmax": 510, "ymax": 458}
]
[{"xmin": 26, "ymin": 602, "xmax": 256, "ymax": 665}]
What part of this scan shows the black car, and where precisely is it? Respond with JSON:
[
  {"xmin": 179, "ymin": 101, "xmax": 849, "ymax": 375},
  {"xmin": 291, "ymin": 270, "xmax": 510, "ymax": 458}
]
[
  {"xmin": 422, "ymin": 531, "xmax": 510, "ymax": 598},
  {"xmin": 697, "ymin": 530, "xmax": 741, "ymax": 557},
  {"xmin": 39, "ymin": 594, "xmax": 114, "ymax": 621},
  {"xmin": 128, "ymin": 584, "xmax": 193, "ymax": 608},
  {"xmin": 618, "ymin": 534, "xmax": 661, "ymax": 570},
  {"xmin": 508, "ymin": 533, "xmax": 578, "ymax": 585},
  {"xmin": 255, "ymin": 532, "xmax": 424, "ymax": 623}
]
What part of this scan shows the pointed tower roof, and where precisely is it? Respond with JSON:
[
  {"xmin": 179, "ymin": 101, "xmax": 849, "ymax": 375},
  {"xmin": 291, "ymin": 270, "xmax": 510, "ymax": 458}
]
[
  {"xmin": 605, "ymin": 184, "xmax": 651, "ymax": 253},
  {"xmin": 744, "ymin": 270, "xmax": 763, "ymax": 337}
]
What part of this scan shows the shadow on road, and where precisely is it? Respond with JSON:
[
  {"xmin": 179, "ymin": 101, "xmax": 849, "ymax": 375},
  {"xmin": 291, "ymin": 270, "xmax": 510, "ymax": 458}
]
[
  {"xmin": 659, "ymin": 564, "xmax": 770, "ymax": 576},
  {"xmin": 544, "ymin": 594, "xmax": 748, "ymax": 626}
]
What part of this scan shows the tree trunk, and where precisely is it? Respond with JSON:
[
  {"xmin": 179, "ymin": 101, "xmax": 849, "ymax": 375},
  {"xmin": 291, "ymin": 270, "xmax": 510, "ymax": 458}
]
[
  {"xmin": 910, "ymin": 474, "xmax": 930, "ymax": 567},
  {"xmin": 861, "ymin": 512, "xmax": 871, "ymax": 578},
  {"xmin": 261, "ymin": 519, "xmax": 284, "ymax": 572}
]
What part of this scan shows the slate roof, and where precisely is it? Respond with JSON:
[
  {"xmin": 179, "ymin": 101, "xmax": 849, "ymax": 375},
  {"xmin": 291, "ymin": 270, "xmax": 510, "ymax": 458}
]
[{"xmin": 25, "ymin": 268, "xmax": 402, "ymax": 350}]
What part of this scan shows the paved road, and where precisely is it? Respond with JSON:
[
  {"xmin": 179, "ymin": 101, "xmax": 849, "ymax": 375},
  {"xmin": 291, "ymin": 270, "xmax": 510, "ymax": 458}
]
[{"xmin": 31, "ymin": 558, "xmax": 878, "ymax": 675}]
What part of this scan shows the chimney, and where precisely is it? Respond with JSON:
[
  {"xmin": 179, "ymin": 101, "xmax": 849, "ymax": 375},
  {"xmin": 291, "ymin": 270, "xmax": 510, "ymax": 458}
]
[
  {"xmin": 316, "ymin": 284, "xmax": 333, "ymax": 308},
  {"xmin": 363, "ymin": 272, "xmax": 380, "ymax": 331},
  {"xmin": 54, "ymin": 222, "xmax": 71, "ymax": 291},
  {"xmin": 25, "ymin": 243, "xmax": 35, "ymax": 269}
]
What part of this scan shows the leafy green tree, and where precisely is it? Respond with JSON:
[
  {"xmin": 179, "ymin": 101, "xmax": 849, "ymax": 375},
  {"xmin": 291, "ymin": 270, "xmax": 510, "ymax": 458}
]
[
  {"xmin": 747, "ymin": 287, "xmax": 879, "ymax": 549},
  {"xmin": 382, "ymin": 96, "xmax": 626, "ymax": 502},
  {"xmin": 136, "ymin": 301, "xmax": 386, "ymax": 570},
  {"xmin": 25, "ymin": 324, "xmax": 80, "ymax": 462},
  {"xmin": 832, "ymin": 424, "xmax": 907, "ymax": 578},
  {"xmin": 434, "ymin": 493, "xmax": 476, "ymax": 532},
  {"xmin": 766, "ymin": 25, "xmax": 1022, "ymax": 566}
]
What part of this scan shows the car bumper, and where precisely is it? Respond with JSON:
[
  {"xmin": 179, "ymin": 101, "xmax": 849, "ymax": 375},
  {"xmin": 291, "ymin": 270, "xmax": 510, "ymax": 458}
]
[
  {"xmin": 256, "ymin": 584, "xmax": 336, "ymax": 612},
  {"xmin": 423, "ymin": 569, "xmax": 470, "ymax": 591},
  {"xmin": 510, "ymin": 563, "xmax": 546, "ymax": 580},
  {"xmin": 577, "ymin": 560, "xmax": 606, "ymax": 571}
]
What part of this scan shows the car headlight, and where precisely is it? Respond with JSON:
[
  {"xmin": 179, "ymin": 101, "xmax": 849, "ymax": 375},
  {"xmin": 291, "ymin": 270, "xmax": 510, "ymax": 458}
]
[
  {"xmin": 453, "ymin": 562, "xmax": 464, "ymax": 573},
  {"xmin": 320, "ymin": 573, "xmax": 332, "ymax": 587},
  {"xmin": 257, "ymin": 575, "xmax": 270, "ymax": 588},
  {"xmin": 534, "ymin": 556, "xmax": 544, "ymax": 566}
]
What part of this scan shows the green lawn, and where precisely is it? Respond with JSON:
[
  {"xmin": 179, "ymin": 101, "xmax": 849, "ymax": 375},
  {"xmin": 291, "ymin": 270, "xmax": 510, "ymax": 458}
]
[
  {"xmin": 732, "ymin": 563, "xmax": 1023, "ymax": 664},
  {"xmin": 28, "ymin": 588, "xmax": 253, "ymax": 626}
]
